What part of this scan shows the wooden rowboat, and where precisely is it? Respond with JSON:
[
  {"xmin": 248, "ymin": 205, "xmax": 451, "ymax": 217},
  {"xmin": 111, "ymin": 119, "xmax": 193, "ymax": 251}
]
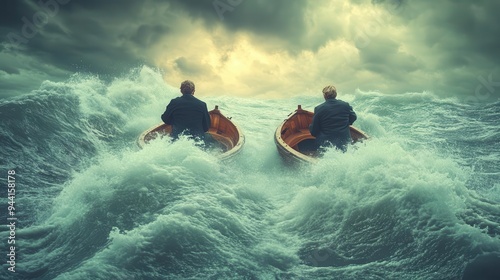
[
  {"xmin": 274, "ymin": 105, "xmax": 369, "ymax": 164},
  {"xmin": 137, "ymin": 106, "xmax": 244, "ymax": 160}
]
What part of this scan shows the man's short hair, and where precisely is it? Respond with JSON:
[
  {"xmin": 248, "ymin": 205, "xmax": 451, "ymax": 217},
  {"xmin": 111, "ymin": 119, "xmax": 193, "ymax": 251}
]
[
  {"xmin": 180, "ymin": 80, "xmax": 195, "ymax": 95},
  {"xmin": 322, "ymin": 85, "xmax": 337, "ymax": 99}
]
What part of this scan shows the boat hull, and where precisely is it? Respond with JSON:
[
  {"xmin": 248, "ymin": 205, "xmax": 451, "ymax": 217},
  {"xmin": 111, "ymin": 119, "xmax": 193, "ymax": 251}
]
[
  {"xmin": 274, "ymin": 105, "xmax": 368, "ymax": 164},
  {"xmin": 137, "ymin": 106, "xmax": 244, "ymax": 160}
]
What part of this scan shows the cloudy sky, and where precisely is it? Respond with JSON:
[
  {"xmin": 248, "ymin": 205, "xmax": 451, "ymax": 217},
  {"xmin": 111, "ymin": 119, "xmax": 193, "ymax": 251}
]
[{"xmin": 1, "ymin": 0, "xmax": 499, "ymax": 100}]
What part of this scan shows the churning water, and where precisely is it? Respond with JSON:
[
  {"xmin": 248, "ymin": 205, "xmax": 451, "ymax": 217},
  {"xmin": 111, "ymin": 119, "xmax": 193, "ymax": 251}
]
[{"xmin": 1, "ymin": 67, "xmax": 499, "ymax": 279}]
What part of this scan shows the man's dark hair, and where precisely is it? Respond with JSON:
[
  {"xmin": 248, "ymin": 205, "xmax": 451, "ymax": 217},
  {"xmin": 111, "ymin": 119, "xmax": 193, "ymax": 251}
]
[
  {"xmin": 180, "ymin": 80, "xmax": 195, "ymax": 95},
  {"xmin": 322, "ymin": 85, "xmax": 337, "ymax": 99}
]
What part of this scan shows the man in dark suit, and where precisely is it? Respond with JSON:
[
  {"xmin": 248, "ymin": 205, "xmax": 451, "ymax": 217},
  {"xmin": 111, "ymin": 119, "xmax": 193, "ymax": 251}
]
[
  {"xmin": 161, "ymin": 80, "xmax": 211, "ymax": 141},
  {"xmin": 309, "ymin": 85, "xmax": 357, "ymax": 152}
]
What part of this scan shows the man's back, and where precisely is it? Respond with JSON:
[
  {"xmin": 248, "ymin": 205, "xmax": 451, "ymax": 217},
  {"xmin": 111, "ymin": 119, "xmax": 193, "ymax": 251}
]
[
  {"xmin": 161, "ymin": 94, "xmax": 211, "ymax": 139},
  {"xmin": 310, "ymin": 99, "xmax": 356, "ymax": 137},
  {"xmin": 309, "ymin": 98, "xmax": 357, "ymax": 151}
]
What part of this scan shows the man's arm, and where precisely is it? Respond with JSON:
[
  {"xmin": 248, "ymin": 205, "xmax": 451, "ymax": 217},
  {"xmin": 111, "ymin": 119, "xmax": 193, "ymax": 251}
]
[
  {"xmin": 309, "ymin": 107, "xmax": 321, "ymax": 137},
  {"xmin": 161, "ymin": 101, "xmax": 174, "ymax": 124},
  {"xmin": 202, "ymin": 104, "xmax": 211, "ymax": 132},
  {"xmin": 348, "ymin": 105, "xmax": 357, "ymax": 125}
]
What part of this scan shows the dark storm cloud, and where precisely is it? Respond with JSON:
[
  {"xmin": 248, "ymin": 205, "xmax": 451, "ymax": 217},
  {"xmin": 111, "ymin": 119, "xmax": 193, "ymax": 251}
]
[
  {"xmin": 0, "ymin": 65, "xmax": 20, "ymax": 75},
  {"xmin": 1, "ymin": 0, "xmax": 499, "ymax": 99},
  {"xmin": 394, "ymin": 0, "xmax": 500, "ymax": 64},
  {"xmin": 0, "ymin": 0, "xmax": 32, "ymax": 29},
  {"xmin": 2, "ymin": 0, "xmax": 156, "ymax": 74},
  {"xmin": 174, "ymin": 57, "xmax": 211, "ymax": 76},
  {"xmin": 171, "ymin": 0, "xmax": 308, "ymax": 39},
  {"xmin": 1, "ymin": 0, "xmax": 306, "ymax": 77},
  {"xmin": 358, "ymin": 37, "xmax": 420, "ymax": 81},
  {"xmin": 131, "ymin": 24, "xmax": 171, "ymax": 48},
  {"xmin": 0, "ymin": 0, "xmax": 172, "ymax": 97},
  {"xmin": 337, "ymin": 0, "xmax": 500, "ymax": 98}
]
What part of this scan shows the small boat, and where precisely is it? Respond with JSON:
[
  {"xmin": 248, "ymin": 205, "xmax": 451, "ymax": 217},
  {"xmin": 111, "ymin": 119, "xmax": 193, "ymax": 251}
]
[
  {"xmin": 274, "ymin": 105, "xmax": 369, "ymax": 164},
  {"xmin": 137, "ymin": 106, "xmax": 244, "ymax": 160}
]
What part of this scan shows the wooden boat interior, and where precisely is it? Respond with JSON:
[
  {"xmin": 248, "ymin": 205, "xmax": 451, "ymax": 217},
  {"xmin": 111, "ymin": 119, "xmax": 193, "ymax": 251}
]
[
  {"xmin": 207, "ymin": 106, "xmax": 241, "ymax": 152},
  {"xmin": 138, "ymin": 106, "xmax": 243, "ymax": 155},
  {"xmin": 279, "ymin": 105, "xmax": 316, "ymax": 153},
  {"xmin": 276, "ymin": 105, "xmax": 369, "ymax": 160}
]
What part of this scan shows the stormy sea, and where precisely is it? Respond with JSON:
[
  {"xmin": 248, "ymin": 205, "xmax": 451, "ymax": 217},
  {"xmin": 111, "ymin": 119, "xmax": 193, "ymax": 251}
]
[{"xmin": 1, "ymin": 67, "xmax": 499, "ymax": 280}]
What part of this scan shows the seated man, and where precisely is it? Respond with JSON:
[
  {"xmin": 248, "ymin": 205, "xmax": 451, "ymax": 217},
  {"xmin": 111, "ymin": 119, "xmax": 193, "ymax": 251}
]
[
  {"xmin": 161, "ymin": 80, "xmax": 211, "ymax": 142},
  {"xmin": 309, "ymin": 85, "xmax": 357, "ymax": 152}
]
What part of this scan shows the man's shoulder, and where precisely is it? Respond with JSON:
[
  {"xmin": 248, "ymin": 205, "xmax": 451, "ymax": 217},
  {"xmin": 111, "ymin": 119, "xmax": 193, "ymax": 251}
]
[
  {"xmin": 315, "ymin": 99, "xmax": 352, "ymax": 111},
  {"xmin": 189, "ymin": 96, "xmax": 207, "ymax": 107},
  {"xmin": 169, "ymin": 95, "xmax": 183, "ymax": 103},
  {"xmin": 330, "ymin": 99, "xmax": 352, "ymax": 107},
  {"xmin": 316, "ymin": 100, "xmax": 335, "ymax": 109},
  {"xmin": 173, "ymin": 95, "xmax": 207, "ymax": 109},
  {"xmin": 315, "ymin": 102, "xmax": 327, "ymax": 111},
  {"xmin": 171, "ymin": 95, "xmax": 201, "ymax": 103}
]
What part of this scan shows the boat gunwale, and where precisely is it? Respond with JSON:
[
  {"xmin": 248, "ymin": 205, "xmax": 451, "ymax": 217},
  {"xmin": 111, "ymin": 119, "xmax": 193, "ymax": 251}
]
[
  {"xmin": 274, "ymin": 105, "xmax": 369, "ymax": 164},
  {"xmin": 274, "ymin": 108, "xmax": 318, "ymax": 164},
  {"xmin": 137, "ymin": 107, "xmax": 244, "ymax": 160}
]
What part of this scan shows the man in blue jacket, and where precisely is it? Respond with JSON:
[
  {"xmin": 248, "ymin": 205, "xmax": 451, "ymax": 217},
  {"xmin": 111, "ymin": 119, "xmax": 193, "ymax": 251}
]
[
  {"xmin": 309, "ymin": 85, "xmax": 357, "ymax": 152},
  {"xmin": 161, "ymin": 80, "xmax": 211, "ymax": 141}
]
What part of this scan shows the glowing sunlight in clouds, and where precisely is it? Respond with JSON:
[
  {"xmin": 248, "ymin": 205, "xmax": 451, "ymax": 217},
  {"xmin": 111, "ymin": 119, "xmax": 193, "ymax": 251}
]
[{"xmin": 151, "ymin": 1, "xmax": 423, "ymax": 98}]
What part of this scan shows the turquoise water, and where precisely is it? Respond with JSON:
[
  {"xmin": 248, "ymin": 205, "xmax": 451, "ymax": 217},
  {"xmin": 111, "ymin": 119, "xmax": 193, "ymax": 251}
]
[{"xmin": 1, "ymin": 67, "xmax": 499, "ymax": 279}]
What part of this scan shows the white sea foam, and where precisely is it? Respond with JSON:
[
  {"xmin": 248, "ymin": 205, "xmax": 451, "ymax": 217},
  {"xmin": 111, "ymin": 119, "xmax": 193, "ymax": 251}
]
[{"xmin": 1, "ymin": 66, "xmax": 499, "ymax": 279}]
